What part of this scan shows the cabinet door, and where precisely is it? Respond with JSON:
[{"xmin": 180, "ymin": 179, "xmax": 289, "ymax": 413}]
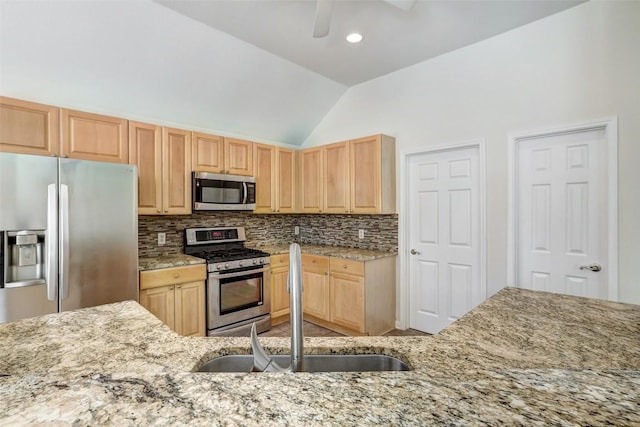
[
  {"xmin": 330, "ymin": 272, "xmax": 365, "ymax": 333},
  {"xmin": 192, "ymin": 132, "xmax": 224, "ymax": 173},
  {"xmin": 271, "ymin": 266, "xmax": 290, "ymax": 318},
  {"xmin": 140, "ymin": 285, "xmax": 175, "ymax": 331},
  {"xmin": 162, "ymin": 127, "xmax": 191, "ymax": 214},
  {"xmin": 302, "ymin": 267, "xmax": 330, "ymax": 320},
  {"xmin": 299, "ymin": 147, "xmax": 323, "ymax": 213},
  {"xmin": 130, "ymin": 121, "xmax": 162, "ymax": 214},
  {"xmin": 254, "ymin": 143, "xmax": 276, "ymax": 213},
  {"xmin": 323, "ymin": 141, "xmax": 350, "ymax": 213},
  {"xmin": 0, "ymin": 97, "xmax": 59, "ymax": 156},
  {"xmin": 350, "ymin": 135, "xmax": 381, "ymax": 213},
  {"xmin": 276, "ymin": 148, "xmax": 296, "ymax": 213},
  {"xmin": 174, "ymin": 281, "xmax": 205, "ymax": 337},
  {"xmin": 60, "ymin": 109, "xmax": 128, "ymax": 163},
  {"xmin": 224, "ymin": 138, "xmax": 253, "ymax": 176}
]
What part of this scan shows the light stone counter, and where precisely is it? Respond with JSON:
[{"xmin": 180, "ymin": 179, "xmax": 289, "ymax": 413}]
[
  {"xmin": 1, "ymin": 288, "xmax": 638, "ymax": 425},
  {"xmin": 138, "ymin": 254, "xmax": 206, "ymax": 271},
  {"xmin": 247, "ymin": 243, "xmax": 396, "ymax": 261}
]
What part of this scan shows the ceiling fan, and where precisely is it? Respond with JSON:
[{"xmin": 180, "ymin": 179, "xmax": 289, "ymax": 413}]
[{"xmin": 312, "ymin": 0, "xmax": 417, "ymax": 38}]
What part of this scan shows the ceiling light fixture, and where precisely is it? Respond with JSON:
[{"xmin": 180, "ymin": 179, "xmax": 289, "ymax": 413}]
[{"xmin": 346, "ymin": 33, "xmax": 363, "ymax": 43}]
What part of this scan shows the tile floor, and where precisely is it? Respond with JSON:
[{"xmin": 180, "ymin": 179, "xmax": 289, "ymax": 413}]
[{"xmin": 259, "ymin": 320, "xmax": 430, "ymax": 337}]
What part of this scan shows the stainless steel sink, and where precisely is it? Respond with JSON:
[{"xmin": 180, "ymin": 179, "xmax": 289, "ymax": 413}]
[{"xmin": 197, "ymin": 354, "xmax": 411, "ymax": 373}]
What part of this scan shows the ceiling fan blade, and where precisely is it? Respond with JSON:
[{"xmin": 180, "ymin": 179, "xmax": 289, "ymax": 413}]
[
  {"xmin": 313, "ymin": 0, "xmax": 333, "ymax": 38},
  {"xmin": 383, "ymin": 0, "xmax": 416, "ymax": 12}
]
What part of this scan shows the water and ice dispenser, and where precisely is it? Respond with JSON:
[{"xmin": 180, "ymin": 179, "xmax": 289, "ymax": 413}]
[{"xmin": 1, "ymin": 230, "xmax": 46, "ymax": 287}]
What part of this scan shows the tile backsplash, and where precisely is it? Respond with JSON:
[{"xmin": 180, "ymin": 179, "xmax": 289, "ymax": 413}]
[{"xmin": 138, "ymin": 213, "xmax": 398, "ymax": 258}]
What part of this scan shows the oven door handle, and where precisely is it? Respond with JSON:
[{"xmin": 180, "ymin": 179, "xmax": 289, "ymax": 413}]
[{"xmin": 211, "ymin": 267, "xmax": 269, "ymax": 280}]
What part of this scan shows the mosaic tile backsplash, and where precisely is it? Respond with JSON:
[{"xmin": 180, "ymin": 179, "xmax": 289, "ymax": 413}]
[{"xmin": 138, "ymin": 213, "xmax": 398, "ymax": 258}]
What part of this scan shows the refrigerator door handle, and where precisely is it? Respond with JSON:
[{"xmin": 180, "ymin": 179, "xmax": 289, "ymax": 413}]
[
  {"xmin": 60, "ymin": 184, "xmax": 70, "ymax": 299},
  {"xmin": 46, "ymin": 184, "xmax": 58, "ymax": 301}
]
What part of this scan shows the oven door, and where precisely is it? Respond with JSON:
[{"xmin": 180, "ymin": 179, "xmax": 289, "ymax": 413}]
[{"xmin": 208, "ymin": 266, "xmax": 270, "ymax": 331}]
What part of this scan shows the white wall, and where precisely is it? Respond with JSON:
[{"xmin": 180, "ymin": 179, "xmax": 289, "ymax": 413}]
[
  {"xmin": 0, "ymin": 0, "xmax": 346, "ymax": 146},
  {"xmin": 303, "ymin": 1, "xmax": 640, "ymax": 304}
]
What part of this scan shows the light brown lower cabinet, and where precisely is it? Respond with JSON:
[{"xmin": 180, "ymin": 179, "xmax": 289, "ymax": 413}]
[
  {"xmin": 298, "ymin": 254, "xmax": 396, "ymax": 336},
  {"xmin": 302, "ymin": 254, "xmax": 330, "ymax": 321},
  {"xmin": 139, "ymin": 264, "xmax": 206, "ymax": 337},
  {"xmin": 270, "ymin": 254, "xmax": 290, "ymax": 324}
]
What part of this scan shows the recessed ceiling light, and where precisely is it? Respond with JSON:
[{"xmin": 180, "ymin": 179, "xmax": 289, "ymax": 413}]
[{"xmin": 346, "ymin": 33, "xmax": 363, "ymax": 43}]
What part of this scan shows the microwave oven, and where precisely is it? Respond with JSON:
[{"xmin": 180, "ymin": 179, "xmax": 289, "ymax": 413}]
[{"xmin": 192, "ymin": 172, "xmax": 256, "ymax": 211}]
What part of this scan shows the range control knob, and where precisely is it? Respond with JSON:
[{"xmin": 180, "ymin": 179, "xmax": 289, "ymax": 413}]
[
  {"xmin": 239, "ymin": 261, "xmax": 245, "ymax": 267},
  {"xmin": 225, "ymin": 263, "xmax": 230, "ymax": 269},
  {"xmin": 217, "ymin": 264, "xmax": 224, "ymax": 270},
  {"xmin": 253, "ymin": 259, "xmax": 258, "ymax": 265},
  {"xmin": 259, "ymin": 259, "xmax": 265, "ymax": 264}
]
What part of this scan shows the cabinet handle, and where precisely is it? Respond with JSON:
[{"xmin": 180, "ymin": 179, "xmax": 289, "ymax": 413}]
[
  {"xmin": 174, "ymin": 273, "xmax": 179, "ymax": 278},
  {"xmin": 343, "ymin": 265, "xmax": 347, "ymax": 269},
  {"xmin": 157, "ymin": 209, "xmax": 161, "ymax": 213},
  {"xmin": 177, "ymin": 285, "xmax": 181, "ymax": 289},
  {"xmin": 164, "ymin": 209, "xmax": 168, "ymax": 213}
]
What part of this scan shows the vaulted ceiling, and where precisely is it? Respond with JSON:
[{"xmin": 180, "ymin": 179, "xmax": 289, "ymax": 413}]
[{"xmin": 0, "ymin": 0, "xmax": 582, "ymax": 145}]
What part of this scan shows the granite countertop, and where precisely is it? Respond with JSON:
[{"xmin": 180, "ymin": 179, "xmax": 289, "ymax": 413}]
[
  {"xmin": 138, "ymin": 254, "xmax": 206, "ymax": 271},
  {"xmin": 1, "ymin": 287, "xmax": 638, "ymax": 425},
  {"xmin": 138, "ymin": 244, "xmax": 396, "ymax": 271},
  {"xmin": 247, "ymin": 243, "xmax": 397, "ymax": 261}
]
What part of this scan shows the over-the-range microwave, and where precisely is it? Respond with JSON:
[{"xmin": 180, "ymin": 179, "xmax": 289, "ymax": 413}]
[{"xmin": 192, "ymin": 172, "xmax": 256, "ymax": 211}]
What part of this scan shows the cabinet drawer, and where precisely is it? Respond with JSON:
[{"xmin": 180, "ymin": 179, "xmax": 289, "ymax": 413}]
[
  {"xmin": 330, "ymin": 258, "xmax": 365, "ymax": 276},
  {"xmin": 140, "ymin": 264, "xmax": 206, "ymax": 290},
  {"xmin": 270, "ymin": 254, "xmax": 289, "ymax": 267},
  {"xmin": 302, "ymin": 254, "xmax": 329, "ymax": 269}
]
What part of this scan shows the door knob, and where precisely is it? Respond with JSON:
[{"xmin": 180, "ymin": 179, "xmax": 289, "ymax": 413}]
[
  {"xmin": 410, "ymin": 249, "xmax": 421, "ymax": 255},
  {"xmin": 579, "ymin": 263, "xmax": 602, "ymax": 272}
]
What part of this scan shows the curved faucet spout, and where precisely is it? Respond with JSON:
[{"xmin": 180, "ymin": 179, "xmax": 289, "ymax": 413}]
[{"xmin": 250, "ymin": 243, "xmax": 305, "ymax": 373}]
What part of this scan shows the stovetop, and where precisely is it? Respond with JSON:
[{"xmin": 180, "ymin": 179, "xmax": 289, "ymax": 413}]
[
  {"xmin": 183, "ymin": 227, "xmax": 271, "ymax": 272},
  {"xmin": 190, "ymin": 247, "xmax": 270, "ymax": 263}
]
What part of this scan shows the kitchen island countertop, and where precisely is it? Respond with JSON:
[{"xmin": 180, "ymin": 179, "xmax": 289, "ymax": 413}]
[{"xmin": 0, "ymin": 288, "xmax": 638, "ymax": 425}]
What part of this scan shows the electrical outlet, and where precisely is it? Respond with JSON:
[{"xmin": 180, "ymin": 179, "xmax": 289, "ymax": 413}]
[
  {"xmin": 158, "ymin": 232, "xmax": 166, "ymax": 245},
  {"xmin": 294, "ymin": 226, "xmax": 300, "ymax": 235},
  {"xmin": 358, "ymin": 229, "xmax": 365, "ymax": 239}
]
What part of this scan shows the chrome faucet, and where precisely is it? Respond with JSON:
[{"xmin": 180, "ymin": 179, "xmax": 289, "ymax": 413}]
[{"xmin": 250, "ymin": 243, "xmax": 304, "ymax": 372}]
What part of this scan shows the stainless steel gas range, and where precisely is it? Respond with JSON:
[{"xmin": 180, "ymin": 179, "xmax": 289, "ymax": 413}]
[{"xmin": 184, "ymin": 227, "xmax": 271, "ymax": 336}]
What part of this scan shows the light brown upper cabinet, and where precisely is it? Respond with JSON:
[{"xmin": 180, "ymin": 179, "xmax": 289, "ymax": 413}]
[
  {"xmin": 323, "ymin": 141, "xmax": 351, "ymax": 213},
  {"xmin": 0, "ymin": 97, "xmax": 60, "ymax": 157},
  {"xmin": 299, "ymin": 147, "xmax": 324, "ymax": 213},
  {"xmin": 349, "ymin": 135, "xmax": 395, "ymax": 214},
  {"xmin": 60, "ymin": 109, "xmax": 128, "ymax": 163},
  {"xmin": 321, "ymin": 135, "xmax": 395, "ymax": 214},
  {"xmin": 192, "ymin": 134, "xmax": 253, "ymax": 176},
  {"xmin": 254, "ymin": 143, "xmax": 296, "ymax": 213},
  {"xmin": 225, "ymin": 137, "xmax": 253, "ymax": 176},
  {"xmin": 192, "ymin": 132, "xmax": 224, "ymax": 173},
  {"xmin": 130, "ymin": 122, "xmax": 191, "ymax": 215},
  {"xmin": 192, "ymin": 132, "xmax": 254, "ymax": 176}
]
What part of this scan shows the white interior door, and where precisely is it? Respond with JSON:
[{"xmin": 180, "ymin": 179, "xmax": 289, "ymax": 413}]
[
  {"xmin": 517, "ymin": 128, "xmax": 608, "ymax": 298},
  {"xmin": 408, "ymin": 146, "xmax": 483, "ymax": 334}
]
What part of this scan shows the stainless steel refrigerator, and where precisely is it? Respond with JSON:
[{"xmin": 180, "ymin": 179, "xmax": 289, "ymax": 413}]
[{"xmin": 0, "ymin": 152, "xmax": 138, "ymax": 323}]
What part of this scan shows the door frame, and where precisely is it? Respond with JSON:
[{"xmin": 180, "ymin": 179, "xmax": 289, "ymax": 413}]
[
  {"xmin": 398, "ymin": 140, "xmax": 487, "ymax": 329},
  {"xmin": 507, "ymin": 117, "xmax": 618, "ymax": 301}
]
